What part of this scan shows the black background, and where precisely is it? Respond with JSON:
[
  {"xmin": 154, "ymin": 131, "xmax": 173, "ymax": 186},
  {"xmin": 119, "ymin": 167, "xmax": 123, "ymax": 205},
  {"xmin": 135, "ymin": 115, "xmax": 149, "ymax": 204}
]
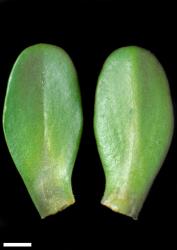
[{"xmin": 0, "ymin": 0, "xmax": 176, "ymax": 248}]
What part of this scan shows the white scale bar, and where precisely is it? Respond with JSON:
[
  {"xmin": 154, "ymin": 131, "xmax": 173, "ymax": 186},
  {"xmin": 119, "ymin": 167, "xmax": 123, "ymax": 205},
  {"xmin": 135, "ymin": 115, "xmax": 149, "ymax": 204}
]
[{"xmin": 3, "ymin": 243, "xmax": 32, "ymax": 247}]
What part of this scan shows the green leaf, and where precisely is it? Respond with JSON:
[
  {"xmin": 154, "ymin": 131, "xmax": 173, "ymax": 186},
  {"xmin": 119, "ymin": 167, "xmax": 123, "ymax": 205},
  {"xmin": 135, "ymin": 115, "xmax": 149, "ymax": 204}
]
[
  {"xmin": 94, "ymin": 46, "xmax": 174, "ymax": 219},
  {"xmin": 3, "ymin": 44, "xmax": 83, "ymax": 218}
]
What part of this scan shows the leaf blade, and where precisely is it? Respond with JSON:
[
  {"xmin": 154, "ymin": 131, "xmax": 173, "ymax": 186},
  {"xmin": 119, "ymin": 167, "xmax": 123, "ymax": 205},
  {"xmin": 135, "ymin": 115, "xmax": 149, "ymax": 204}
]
[
  {"xmin": 94, "ymin": 46, "xmax": 174, "ymax": 219},
  {"xmin": 3, "ymin": 44, "xmax": 83, "ymax": 218}
]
